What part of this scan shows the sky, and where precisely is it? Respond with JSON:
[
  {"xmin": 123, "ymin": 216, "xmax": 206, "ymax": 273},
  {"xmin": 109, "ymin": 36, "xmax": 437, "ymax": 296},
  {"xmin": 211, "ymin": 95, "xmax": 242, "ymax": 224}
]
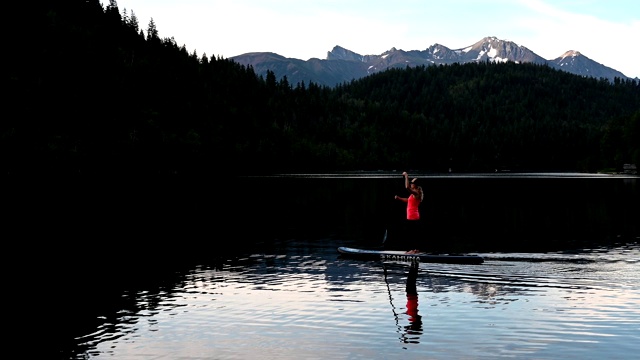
[{"xmin": 106, "ymin": 0, "xmax": 639, "ymax": 79}]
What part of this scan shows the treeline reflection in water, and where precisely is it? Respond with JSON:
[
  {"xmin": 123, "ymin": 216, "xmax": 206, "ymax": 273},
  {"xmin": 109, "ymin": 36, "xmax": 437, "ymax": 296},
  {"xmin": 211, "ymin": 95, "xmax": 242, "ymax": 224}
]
[{"xmin": 243, "ymin": 172, "xmax": 639, "ymax": 252}]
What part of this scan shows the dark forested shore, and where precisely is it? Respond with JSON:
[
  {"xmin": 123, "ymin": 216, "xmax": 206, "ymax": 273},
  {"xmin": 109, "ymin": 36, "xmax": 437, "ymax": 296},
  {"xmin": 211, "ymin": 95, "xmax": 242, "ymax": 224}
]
[{"xmin": 5, "ymin": 1, "xmax": 639, "ymax": 177}]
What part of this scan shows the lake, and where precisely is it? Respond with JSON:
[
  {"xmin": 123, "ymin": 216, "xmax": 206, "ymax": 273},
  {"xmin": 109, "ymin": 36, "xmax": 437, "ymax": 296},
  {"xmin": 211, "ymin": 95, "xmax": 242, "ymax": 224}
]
[{"xmin": 25, "ymin": 172, "xmax": 638, "ymax": 359}]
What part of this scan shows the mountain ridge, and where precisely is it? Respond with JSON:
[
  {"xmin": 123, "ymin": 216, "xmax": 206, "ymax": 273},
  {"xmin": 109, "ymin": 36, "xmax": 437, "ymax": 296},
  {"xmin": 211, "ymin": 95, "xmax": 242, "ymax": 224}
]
[{"xmin": 231, "ymin": 36, "xmax": 630, "ymax": 87}]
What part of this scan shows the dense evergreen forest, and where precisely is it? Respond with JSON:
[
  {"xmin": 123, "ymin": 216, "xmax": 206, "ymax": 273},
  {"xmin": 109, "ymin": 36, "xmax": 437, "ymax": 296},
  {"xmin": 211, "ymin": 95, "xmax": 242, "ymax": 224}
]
[{"xmin": 5, "ymin": 1, "xmax": 639, "ymax": 176}]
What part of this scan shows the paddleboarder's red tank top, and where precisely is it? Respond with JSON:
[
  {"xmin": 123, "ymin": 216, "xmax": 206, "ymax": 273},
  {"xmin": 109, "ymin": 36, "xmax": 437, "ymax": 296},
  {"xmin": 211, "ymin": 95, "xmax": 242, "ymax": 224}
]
[
  {"xmin": 407, "ymin": 194, "xmax": 420, "ymax": 220},
  {"xmin": 406, "ymin": 294, "xmax": 419, "ymax": 321}
]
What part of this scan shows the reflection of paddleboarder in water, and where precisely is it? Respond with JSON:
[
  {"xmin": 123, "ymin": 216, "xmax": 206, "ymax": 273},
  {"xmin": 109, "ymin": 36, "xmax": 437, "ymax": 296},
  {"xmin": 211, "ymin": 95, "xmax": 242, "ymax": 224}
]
[
  {"xmin": 383, "ymin": 262, "xmax": 423, "ymax": 344},
  {"xmin": 404, "ymin": 262, "xmax": 423, "ymax": 341}
]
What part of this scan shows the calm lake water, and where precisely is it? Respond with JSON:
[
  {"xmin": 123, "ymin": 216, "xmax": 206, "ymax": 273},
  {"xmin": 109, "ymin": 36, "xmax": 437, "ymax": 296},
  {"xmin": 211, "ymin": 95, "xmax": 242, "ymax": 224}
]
[
  {"xmin": 34, "ymin": 172, "xmax": 639, "ymax": 359},
  {"xmin": 59, "ymin": 240, "xmax": 639, "ymax": 360}
]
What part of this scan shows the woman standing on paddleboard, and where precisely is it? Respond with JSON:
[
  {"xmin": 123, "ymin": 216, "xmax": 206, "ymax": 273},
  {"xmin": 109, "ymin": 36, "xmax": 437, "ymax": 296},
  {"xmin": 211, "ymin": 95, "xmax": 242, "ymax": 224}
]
[{"xmin": 393, "ymin": 172, "xmax": 424, "ymax": 253}]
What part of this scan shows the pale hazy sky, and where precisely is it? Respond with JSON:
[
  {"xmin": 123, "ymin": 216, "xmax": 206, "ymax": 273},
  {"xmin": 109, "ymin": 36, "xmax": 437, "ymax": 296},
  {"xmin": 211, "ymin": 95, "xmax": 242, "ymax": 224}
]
[{"xmin": 106, "ymin": 0, "xmax": 639, "ymax": 78}]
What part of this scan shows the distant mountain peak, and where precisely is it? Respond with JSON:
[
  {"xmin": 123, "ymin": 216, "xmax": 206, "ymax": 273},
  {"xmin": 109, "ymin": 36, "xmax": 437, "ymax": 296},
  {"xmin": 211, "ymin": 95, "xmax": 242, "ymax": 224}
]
[
  {"xmin": 560, "ymin": 50, "xmax": 581, "ymax": 58},
  {"xmin": 327, "ymin": 46, "xmax": 364, "ymax": 62},
  {"xmin": 448, "ymin": 36, "xmax": 547, "ymax": 65}
]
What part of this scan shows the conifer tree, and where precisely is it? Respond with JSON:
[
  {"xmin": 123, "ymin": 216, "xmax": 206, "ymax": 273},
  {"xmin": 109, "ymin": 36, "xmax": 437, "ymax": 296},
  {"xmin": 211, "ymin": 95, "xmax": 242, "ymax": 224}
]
[{"xmin": 147, "ymin": 18, "xmax": 159, "ymax": 40}]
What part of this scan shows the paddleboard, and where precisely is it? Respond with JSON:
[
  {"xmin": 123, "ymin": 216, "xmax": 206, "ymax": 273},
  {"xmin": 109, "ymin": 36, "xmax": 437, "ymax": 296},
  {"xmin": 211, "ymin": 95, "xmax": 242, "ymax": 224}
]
[{"xmin": 337, "ymin": 246, "xmax": 484, "ymax": 264}]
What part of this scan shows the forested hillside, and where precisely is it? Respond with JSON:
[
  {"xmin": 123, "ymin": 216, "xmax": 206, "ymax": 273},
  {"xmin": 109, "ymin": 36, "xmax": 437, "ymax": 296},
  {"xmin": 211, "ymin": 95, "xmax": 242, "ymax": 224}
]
[{"xmin": 4, "ymin": 1, "xmax": 639, "ymax": 176}]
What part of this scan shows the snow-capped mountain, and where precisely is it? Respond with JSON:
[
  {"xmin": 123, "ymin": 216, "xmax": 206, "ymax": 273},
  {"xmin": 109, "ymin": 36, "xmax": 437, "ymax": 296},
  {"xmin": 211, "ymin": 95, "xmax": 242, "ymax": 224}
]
[
  {"xmin": 549, "ymin": 50, "xmax": 621, "ymax": 80},
  {"xmin": 453, "ymin": 36, "xmax": 548, "ymax": 64},
  {"xmin": 231, "ymin": 36, "xmax": 630, "ymax": 87}
]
